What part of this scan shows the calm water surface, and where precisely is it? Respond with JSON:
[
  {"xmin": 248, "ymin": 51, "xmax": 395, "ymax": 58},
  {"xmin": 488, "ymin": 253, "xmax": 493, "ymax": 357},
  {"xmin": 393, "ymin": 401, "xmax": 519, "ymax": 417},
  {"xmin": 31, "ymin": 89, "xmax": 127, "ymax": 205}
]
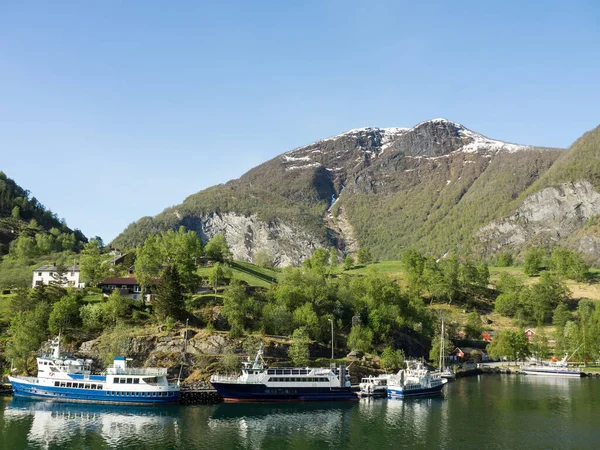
[{"xmin": 1, "ymin": 375, "xmax": 600, "ymax": 449}]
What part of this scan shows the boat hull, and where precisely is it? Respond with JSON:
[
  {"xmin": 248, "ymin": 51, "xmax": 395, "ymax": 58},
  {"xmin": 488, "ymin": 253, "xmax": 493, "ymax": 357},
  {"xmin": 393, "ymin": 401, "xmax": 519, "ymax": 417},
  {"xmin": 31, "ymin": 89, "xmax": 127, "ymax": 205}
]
[
  {"xmin": 211, "ymin": 382, "xmax": 358, "ymax": 402},
  {"xmin": 8, "ymin": 377, "xmax": 180, "ymax": 405},
  {"xmin": 387, "ymin": 382, "xmax": 447, "ymax": 399},
  {"xmin": 521, "ymin": 369, "xmax": 582, "ymax": 378}
]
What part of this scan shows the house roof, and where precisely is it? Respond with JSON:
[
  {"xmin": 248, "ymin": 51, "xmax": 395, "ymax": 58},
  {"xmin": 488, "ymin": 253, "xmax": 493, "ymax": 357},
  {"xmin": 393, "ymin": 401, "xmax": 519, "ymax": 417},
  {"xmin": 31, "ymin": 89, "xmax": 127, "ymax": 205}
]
[
  {"xmin": 100, "ymin": 277, "xmax": 140, "ymax": 286},
  {"xmin": 455, "ymin": 347, "xmax": 487, "ymax": 355},
  {"xmin": 34, "ymin": 264, "xmax": 80, "ymax": 272}
]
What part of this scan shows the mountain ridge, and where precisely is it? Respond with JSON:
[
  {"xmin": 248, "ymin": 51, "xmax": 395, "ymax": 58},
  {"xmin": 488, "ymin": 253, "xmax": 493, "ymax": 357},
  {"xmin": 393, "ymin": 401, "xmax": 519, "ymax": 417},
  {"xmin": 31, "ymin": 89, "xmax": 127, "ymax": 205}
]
[{"xmin": 111, "ymin": 118, "xmax": 600, "ymax": 265}]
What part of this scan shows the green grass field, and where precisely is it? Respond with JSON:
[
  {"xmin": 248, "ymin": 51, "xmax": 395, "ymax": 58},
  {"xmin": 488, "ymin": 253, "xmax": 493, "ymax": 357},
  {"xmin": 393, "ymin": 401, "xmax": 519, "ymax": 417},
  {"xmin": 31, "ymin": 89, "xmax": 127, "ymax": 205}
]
[{"xmin": 196, "ymin": 261, "xmax": 278, "ymax": 288}]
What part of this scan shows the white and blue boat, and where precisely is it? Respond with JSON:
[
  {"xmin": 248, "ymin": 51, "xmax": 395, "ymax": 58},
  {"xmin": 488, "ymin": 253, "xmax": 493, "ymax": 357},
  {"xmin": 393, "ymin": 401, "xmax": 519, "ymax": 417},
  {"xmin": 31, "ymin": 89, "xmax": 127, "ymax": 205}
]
[
  {"xmin": 8, "ymin": 336, "xmax": 180, "ymax": 405},
  {"xmin": 210, "ymin": 345, "xmax": 357, "ymax": 402},
  {"xmin": 387, "ymin": 362, "xmax": 448, "ymax": 399}
]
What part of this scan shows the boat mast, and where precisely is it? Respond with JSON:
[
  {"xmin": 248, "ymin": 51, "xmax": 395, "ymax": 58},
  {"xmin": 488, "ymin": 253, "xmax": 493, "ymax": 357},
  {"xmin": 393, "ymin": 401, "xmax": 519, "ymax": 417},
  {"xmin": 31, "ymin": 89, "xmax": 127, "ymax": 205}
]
[{"xmin": 439, "ymin": 317, "xmax": 444, "ymax": 370}]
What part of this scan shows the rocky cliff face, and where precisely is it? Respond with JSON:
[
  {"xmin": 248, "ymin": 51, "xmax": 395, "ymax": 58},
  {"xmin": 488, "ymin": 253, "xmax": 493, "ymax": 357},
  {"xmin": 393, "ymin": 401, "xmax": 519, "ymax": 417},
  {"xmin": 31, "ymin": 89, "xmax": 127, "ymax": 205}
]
[
  {"xmin": 477, "ymin": 181, "xmax": 600, "ymax": 258},
  {"xmin": 178, "ymin": 212, "xmax": 322, "ymax": 266}
]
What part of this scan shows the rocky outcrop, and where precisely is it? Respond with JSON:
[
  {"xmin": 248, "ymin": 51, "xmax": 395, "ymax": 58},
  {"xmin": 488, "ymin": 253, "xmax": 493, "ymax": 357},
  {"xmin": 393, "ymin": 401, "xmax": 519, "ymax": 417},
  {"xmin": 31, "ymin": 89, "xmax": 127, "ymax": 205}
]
[
  {"xmin": 477, "ymin": 181, "xmax": 600, "ymax": 257},
  {"xmin": 179, "ymin": 212, "xmax": 321, "ymax": 266}
]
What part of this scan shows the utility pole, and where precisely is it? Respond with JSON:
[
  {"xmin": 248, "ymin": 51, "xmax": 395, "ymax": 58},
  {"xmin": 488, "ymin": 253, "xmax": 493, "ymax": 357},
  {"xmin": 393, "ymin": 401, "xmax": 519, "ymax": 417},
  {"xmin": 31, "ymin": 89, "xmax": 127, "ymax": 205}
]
[{"xmin": 328, "ymin": 318, "xmax": 334, "ymax": 360}]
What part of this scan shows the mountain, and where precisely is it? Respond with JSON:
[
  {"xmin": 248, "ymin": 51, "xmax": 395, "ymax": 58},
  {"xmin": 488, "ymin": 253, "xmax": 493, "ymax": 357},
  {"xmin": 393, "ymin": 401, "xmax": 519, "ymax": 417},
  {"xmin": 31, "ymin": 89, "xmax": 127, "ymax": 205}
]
[
  {"xmin": 0, "ymin": 171, "xmax": 85, "ymax": 255},
  {"xmin": 112, "ymin": 119, "xmax": 600, "ymax": 264}
]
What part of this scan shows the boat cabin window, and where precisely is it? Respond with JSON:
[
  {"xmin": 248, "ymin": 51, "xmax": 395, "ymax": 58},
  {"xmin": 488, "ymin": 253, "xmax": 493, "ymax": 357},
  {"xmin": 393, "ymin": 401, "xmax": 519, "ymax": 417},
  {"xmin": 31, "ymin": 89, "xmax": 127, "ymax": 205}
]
[
  {"xmin": 133, "ymin": 378, "xmax": 140, "ymax": 384},
  {"xmin": 127, "ymin": 378, "xmax": 133, "ymax": 384}
]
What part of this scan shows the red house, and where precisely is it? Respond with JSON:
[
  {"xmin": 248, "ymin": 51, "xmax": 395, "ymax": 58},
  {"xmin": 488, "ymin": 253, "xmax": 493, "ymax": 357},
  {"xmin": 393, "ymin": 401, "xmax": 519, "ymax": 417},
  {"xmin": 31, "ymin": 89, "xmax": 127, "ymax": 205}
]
[{"xmin": 524, "ymin": 329, "xmax": 536, "ymax": 343}]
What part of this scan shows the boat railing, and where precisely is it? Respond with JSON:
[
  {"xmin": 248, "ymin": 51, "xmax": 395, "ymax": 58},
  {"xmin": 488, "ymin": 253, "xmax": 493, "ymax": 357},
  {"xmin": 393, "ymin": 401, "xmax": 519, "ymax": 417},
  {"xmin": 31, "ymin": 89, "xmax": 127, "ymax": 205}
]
[
  {"xmin": 106, "ymin": 367, "xmax": 168, "ymax": 376},
  {"xmin": 211, "ymin": 374, "xmax": 242, "ymax": 383}
]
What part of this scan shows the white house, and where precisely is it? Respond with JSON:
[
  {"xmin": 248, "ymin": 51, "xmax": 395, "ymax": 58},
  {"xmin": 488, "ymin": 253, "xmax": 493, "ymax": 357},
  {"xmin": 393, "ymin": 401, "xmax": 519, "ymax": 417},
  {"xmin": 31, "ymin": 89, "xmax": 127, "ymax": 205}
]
[{"xmin": 32, "ymin": 264, "xmax": 85, "ymax": 288}]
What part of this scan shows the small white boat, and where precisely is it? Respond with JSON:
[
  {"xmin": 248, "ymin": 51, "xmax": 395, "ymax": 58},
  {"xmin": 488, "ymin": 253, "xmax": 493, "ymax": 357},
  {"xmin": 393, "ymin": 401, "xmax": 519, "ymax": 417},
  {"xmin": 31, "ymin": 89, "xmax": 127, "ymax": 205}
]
[
  {"xmin": 434, "ymin": 367, "xmax": 456, "ymax": 380},
  {"xmin": 358, "ymin": 374, "xmax": 393, "ymax": 397}
]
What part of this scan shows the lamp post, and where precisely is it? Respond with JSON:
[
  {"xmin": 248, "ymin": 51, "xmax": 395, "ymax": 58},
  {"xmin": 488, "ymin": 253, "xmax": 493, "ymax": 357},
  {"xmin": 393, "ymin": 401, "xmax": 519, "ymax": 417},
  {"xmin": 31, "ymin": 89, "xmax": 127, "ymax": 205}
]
[{"xmin": 327, "ymin": 318, "xmax": 334, "ymax": 360}]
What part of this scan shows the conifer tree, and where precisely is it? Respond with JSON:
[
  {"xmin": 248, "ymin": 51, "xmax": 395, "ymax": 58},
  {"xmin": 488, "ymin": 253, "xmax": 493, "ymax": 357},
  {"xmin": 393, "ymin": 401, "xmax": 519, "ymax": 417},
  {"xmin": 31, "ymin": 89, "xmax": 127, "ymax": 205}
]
[{"xmin": 153, "ymin": 265, "xmax": 184, "ymax": 321}]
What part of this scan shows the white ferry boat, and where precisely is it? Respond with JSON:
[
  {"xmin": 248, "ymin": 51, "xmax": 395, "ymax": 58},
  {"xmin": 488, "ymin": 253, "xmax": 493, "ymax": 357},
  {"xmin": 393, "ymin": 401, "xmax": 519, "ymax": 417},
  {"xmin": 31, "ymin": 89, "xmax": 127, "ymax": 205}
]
[
  {"xmin": 387, "ymin": 362, "xmax": 448, "ymax": 398},
  {"xmin": 358, "ymin": 374, "xmax": 393, "ymax": 397},
  {"xmin": 8, "ymin": 336, "xmax": 180, "ymax": 405},
  {"xmin": 210, "ymin": 345, "xmax": 357, "ymax": 402}
]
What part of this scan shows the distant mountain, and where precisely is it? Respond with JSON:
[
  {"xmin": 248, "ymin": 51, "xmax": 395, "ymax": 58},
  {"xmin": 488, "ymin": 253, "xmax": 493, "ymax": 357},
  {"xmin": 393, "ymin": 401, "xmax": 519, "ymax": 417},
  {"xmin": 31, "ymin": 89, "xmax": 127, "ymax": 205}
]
[
  {"xmin": 113, "ymin": 119, "xmax": 600, "ymax": 264},
  {"xmin": 0, "ymin": 171, "xmax": 85, "ymax": 254}
]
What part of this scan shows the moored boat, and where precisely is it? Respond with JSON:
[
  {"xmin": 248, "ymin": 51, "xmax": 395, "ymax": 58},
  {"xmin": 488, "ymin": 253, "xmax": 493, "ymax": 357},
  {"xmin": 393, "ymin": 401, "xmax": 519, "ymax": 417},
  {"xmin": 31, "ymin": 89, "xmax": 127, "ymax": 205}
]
[
  {"xmin": 210, "ymin": 345, "xmax": 357, "ymax": 402},
  {"xmin": 521, "ymin": 345, "xmax": 583, "ymax": 378},
  {"xmin": 8, "ymin": 336, "xmax": 180, "ymax": 405},
  {"xmin": 387, "ymin": 362, "xmax": 448, "ymax": 398},
  {"xmin": 358, "ymin": 374, "xmax": 393, "ymax": 397}
]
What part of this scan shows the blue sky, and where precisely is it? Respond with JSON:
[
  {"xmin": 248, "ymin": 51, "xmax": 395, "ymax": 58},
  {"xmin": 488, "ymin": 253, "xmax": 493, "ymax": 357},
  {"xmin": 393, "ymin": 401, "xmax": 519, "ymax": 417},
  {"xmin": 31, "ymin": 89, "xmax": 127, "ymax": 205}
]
[{"xmin": 1, "ymin": 1, "xmax": 599, "ymax": 242}]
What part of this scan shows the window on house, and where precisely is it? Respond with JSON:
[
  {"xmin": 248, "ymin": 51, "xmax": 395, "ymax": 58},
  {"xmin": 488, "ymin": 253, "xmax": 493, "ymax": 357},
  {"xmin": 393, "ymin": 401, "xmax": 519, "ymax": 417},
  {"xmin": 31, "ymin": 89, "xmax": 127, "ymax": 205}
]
[
  {"xmin": 38, "ymin": 272, "xmax": 42, "ymax": 276},
  {"xmin": 70, "ymin": 272, "xmax": 74, "ymax": 276},
  {"xmin": 133, "ymin": 285, "xmax": 141, "ymax": 293},
  {"xmin": 121, "ymin": 285, "xmax": 127, "ymax": 289}
]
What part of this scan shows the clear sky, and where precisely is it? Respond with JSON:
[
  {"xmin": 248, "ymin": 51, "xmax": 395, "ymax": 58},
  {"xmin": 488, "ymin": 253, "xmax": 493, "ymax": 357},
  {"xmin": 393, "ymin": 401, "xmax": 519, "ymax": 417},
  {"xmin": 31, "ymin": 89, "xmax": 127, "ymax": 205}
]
[{"xmin": 1, "ymin": 1, "xmax": 599, "ymax": 242}]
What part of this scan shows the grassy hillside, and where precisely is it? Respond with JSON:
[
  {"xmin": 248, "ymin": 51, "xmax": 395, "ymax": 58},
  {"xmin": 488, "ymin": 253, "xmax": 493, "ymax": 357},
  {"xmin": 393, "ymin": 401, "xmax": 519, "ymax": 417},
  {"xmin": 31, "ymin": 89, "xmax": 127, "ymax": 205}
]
[
  {"xmin": 0, "ymin": 171, "xmax": 85, "ymax": 254},
  {"xmin": 342, "ymin": 149, "xmax": 561, "ymax": 259},
  {"xmin": 528, "ymin": 125, "xmax": 600, "ymax": 192}
]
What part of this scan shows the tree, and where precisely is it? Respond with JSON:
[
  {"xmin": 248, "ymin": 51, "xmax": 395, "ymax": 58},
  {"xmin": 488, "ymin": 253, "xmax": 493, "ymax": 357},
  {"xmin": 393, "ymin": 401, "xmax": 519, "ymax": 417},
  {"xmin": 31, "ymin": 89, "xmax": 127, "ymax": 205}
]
[
  {"xmin": 494, "ymin": 293, "xmax": 520, "ymax": 317},
  {"xmin": 153, "ymin": 265, "xmax": 185, "ymax": 321},
  {"xmin": 343, "ymin": 256, "xmax": 354, "ymax": 270},
  {"xmin": 304, "ymin": 248, "xmax": 329, "ymax": 274},
  {"xmin": 80, "ymin": 238, "xmax": 107, "ymax": 287},
  {"xmin": 496, "ymin": 252, "xmax": 513, "ymax": 267},
  {"xmin": 347, "ymin": 324, "xmax": 374, "ymax": 353},
  {"xmin": 380, "ymin": 346, "xmax": 405, "ymax": 372},
  {"xmin": 487, "ymin": 330, "xmax": 530, "ymax": 363},
  {"xmin": 261, "ymin": 303, "xmax": 294, "ymax": 336},
  {"xmin": 11, "ymin": 205, "xmax": 20, "ymax": 219},
  {"xmin": 80, "ymin": 303, "xmax": 105, "ymax": 332},
  {"xmin": 401, "ymin": 249, "xmax": 425, "ymax": 294},
  {"xmin": 222, "ymin": 281, "xmax": 253, "ymax": 336},
  {"xmin": 357, "ymin": 247, "xmax": 373, "ymax": 266},
  {"xmin": 103, "ymin": 290, "xmax": 131, "ymax": 325},
  {"xmin": 288, "ymin": 327, "xmax": 310, "ymax": 366},
  {"xmin": 205, "ymin": 233, "xmax": 231, "ymax": 262},
  {"xmin": 48, "ymin": 292, "xmax": 83, "ymax": 334},
  {"xmin": 329, "ymin": 247, "xmax": 338, "ymax": 270},
  {"xmin": 253, "ymin": 250, "xmax": 274, "ymax": 269},
  {"xmin": 136, "ymin": 234, "xmax": 164, "ymax": 292},
  {"xmin": 5, "ymin": 302, "xmax": 51, "ymax": 372},
  {"xmin": 464, "ymin": 311, "xmax": 483, "ymax": 340},
  {"xmin": 552, "ymin": 302, "xmax": 572, "ymax": 328},
  {"xmin": 551, "ymin": 248, "xmax": 589, "ymax": 281},
  {"xmin": 523, "ymin": 246, "xmax": 546, "ymax": 277},
  {"xmin": 531, "ymin": 328, "xmax": 550, "ymax": 360},
  {"xmin": 208, "ymin": 262, "xmax": 232, "ymax": 290}
]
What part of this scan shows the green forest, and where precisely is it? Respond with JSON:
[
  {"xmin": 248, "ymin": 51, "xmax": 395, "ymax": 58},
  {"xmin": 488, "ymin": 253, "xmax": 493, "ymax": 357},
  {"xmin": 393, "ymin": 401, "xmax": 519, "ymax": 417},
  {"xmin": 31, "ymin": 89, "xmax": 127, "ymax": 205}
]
[{"xmin": 2, "ymin": 224, "xmax": 600, "ymax": 378}]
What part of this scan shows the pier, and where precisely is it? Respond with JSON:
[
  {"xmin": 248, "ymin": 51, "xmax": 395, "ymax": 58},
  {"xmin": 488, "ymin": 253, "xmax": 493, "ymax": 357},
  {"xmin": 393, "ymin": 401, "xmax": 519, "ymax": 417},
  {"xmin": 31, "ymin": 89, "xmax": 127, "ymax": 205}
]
[{"xmin": 179, "ymin": 389, "xmax": 223, "ymax": 405}]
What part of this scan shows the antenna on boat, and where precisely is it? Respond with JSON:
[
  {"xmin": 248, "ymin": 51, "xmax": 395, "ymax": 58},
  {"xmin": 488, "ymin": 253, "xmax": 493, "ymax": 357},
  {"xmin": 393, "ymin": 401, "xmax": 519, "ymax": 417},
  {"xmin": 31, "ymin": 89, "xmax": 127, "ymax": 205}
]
[
  {"xmin": 177, "ymin": 318, "xmax": 189, "ymax": 386},
  {"xmin": 53, "ymin": 332, "xmax": 61, "ymax": 359},
  {"xmin": 252, "ymin": 343, "xmax": 264, "ymax": 370}
]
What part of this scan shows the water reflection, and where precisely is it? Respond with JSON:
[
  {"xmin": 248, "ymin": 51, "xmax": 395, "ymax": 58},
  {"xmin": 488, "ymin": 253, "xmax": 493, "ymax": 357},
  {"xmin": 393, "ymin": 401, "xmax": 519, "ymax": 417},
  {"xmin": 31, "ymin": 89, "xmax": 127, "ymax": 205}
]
[
  {"xmin": 208, "ymin": 402, "xmax": 354, "ymax": 449},
  {"xmin": 4, "ymin": 398, "xmax": 179, "ymax": 449}
]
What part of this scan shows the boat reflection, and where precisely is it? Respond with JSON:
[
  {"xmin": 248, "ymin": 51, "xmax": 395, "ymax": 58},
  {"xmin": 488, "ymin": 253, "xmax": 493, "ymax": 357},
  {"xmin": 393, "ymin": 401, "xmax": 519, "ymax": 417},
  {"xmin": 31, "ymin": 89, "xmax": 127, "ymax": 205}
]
[
  {"xmin": 208, "ymin": 402, "xmax": 354, "ymax": 447},
  {"xmin": 4, "ymin": 398, "xmax": 179, "ymax": 448}
]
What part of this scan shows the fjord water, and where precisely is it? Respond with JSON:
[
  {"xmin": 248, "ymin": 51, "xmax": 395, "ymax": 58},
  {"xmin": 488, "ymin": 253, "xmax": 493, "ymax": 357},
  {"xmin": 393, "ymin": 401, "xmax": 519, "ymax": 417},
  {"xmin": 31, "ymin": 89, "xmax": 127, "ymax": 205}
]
[{"xmin": 2, "ymin": 375, "xmax": 600, "ymax": 450}]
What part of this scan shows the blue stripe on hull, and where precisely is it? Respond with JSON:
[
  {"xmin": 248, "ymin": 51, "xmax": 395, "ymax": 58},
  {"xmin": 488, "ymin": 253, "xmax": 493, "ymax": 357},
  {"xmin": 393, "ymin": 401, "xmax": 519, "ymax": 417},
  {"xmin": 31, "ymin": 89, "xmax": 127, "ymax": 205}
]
[
  {"xmin": 10, "ymin": 380, "xmax": 179, "ymax": 405},
  {"xmin": 211, "ymin": 383, "xmax": 357, "ymax": 402},
  {"xmin": 387, "ymin": 384, "xmax": 446, "ymax": 398}
]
